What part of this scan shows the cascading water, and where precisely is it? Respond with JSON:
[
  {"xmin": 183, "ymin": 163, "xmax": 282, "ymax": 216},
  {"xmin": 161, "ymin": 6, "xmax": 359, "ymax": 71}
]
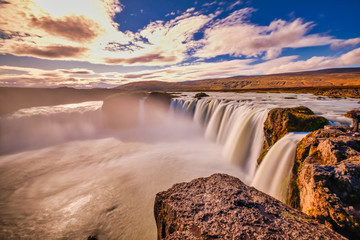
[
  {"xmin": 1, "ymin": 92, "xmax": 358, "ymax": 239},
  {"xmin": 181, "ymin": 98, "xmax": 270, "ymax": 183},
  {"xmin": 251, "ymin": 132, "xmax": 307, "ymax": 201}
]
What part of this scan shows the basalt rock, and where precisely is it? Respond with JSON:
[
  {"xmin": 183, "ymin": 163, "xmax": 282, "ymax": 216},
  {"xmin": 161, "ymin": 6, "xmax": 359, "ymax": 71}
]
[
  {"xmin": 194, "ymin": 92, "xmax": 209, "ymax": 99},
  {"xmin": 288, "ymin": 126, "xmax": 360, "ymax": 239},
  {"xmin": 154, "ymin": 173, "xmax": 345, "ymax": 240},
  {"xmin": 257, "ymin": 106, "xmax": 328, "ymax": 164}
]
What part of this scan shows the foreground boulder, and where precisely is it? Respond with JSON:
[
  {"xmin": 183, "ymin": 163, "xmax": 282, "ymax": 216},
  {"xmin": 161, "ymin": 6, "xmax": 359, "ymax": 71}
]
[
  {"xmin": 288, "ymin": 126, "xmax": 360, "ymax": 239},
  {"xmin": 258, "ymin": 106, "xmax": 328, "ymax": 164},
  {"xmin": 155, "ymin": 174, "xmax": 344, "ymax": 240}
]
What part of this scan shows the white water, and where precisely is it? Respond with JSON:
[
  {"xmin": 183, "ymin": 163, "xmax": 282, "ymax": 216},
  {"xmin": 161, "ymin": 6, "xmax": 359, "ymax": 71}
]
[
  {"xmin": 0, "ymin": 92, "xmax": 358, "ymax": 239},
  {"xmin": 252, "ymin": 132, "xmax": 308, "ymax": 200}
]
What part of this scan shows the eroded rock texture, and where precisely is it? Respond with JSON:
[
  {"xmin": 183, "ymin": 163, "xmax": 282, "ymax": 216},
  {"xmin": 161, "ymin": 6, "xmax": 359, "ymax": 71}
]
[
  {"xmin": 288, "ymin": 126, "xmax": 360, "ymax": 239},
  {"xmin": 155, "ymin": 174, "xmax": 344, "ymax": 240}
]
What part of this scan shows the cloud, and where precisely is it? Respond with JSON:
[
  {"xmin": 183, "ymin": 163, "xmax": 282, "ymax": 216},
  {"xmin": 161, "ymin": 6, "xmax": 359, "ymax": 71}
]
[
  {"xmin": 203, "ymin": 1, "xmax": 217, "ymax": 7},
  {"xmin": 263, "ymin": 47, "xmax": 360, "ymax": 74},
  {"xmin": 29, "ymin": 14, "xmax": 102, "ymax": 43},
  {"xmin": 12, "ymin": 45, "xmax": 87, "ymax": 58},
  {"xmin": 330, "ymin": 38, "xmax": 360, "ymax": 50},
  {"xmin": 60, "ymin": 69, "xmax": 95, "ymax": 74},
  {"xmin": 227, "ymin": 0, "xmax": 242, "ymax": 10},
  {"xmin": 1, "ymin": 48, "xmax": 360, "ymax": 88},
  {"xmin": 195, "ymin": 9, "xmax": 334, "ymax": 59},
  {"xmin": 0, "ymin": 0, "xmax": 360, "ymax": 82},
  {"xmin": 104, "ymin": 53, "xmax": 178, "ymax": 65}
]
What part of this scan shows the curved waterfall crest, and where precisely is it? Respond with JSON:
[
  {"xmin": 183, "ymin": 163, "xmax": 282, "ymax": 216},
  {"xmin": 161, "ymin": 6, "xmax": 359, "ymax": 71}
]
[
  {"xmin": 171, "ymin": 98, "xmax": 270, "ymax": 184},
  {"xmin": 170, "ymin": 97, "xmax": 308, "ymax": 194},
  {"xmin": 252, "ymin": 132, "xmax": 308, "ymax": 201}
]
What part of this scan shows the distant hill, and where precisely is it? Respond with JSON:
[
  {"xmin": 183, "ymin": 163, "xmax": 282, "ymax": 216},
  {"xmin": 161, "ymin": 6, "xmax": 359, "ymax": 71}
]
[{"xmin": 115, "ymin": 67, "xmax": 360, "ymax": 92}]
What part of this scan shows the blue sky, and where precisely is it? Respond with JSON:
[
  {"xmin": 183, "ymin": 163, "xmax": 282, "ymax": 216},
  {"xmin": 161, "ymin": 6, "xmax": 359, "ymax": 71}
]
[{"xmin": 0, "ymin": 0, "xmax": 359, "ymax": 88}]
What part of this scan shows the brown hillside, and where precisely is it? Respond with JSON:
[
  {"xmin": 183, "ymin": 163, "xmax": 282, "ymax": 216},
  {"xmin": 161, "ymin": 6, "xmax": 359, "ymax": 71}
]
[{"xmin": 116, "ymin": 67, "xmax": 360, "ymax": 92}]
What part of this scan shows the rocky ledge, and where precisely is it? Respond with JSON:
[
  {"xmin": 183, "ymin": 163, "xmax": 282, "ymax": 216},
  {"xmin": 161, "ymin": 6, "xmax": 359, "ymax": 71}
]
[
  {"xmin": 258, "ymin": 106, "xmax": 328, "ymax": 164},
  {"xmin": 154, "ymin": 174, "xmax": 344, "ymax": 240},
  {"xmin": 288, "ymin": 125, "xmax": 360, "ymax": 239}
]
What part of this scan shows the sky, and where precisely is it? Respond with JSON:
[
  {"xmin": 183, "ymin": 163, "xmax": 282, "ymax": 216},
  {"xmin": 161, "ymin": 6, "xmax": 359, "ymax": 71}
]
[{"xmin": 0, "ymin": 0, "xmax": 360, "ymax": 88}]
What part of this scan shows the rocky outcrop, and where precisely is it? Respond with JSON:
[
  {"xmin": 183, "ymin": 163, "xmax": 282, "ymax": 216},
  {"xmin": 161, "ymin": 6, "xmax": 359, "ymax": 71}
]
[
  {"xmin": 288, "ymin": 126, "xmax": 360, "ymax": 239},
  {"xmin": 154, "ymin": 174, "xmax": 345, "ymax": 240},
  {"xmin": 257, "ymin": 106, "xmax": 328, "ymax": 164},
  {"xmin": 194, "ymin": 92, "xmax": 209, "ymax": 99},
  {"xmin": 146, "ymin": 91, "xmax": 172, "ymax": 107},
  {"xmin": 315, "ymin": 88, "xmax": 360, "ymax": 98}
]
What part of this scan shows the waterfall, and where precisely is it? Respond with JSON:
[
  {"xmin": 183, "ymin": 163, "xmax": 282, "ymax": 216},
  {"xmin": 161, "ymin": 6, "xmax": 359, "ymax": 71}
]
[
  {"xmin": 174, "ymin": 98, "xmax": 270, "ymax": 183},
  {"xmin": 193, "ymin": 99, "xmax": 221, "ymax": 126},
  {"xmin": 169, "ymin": 99, "xmax": 196, "ymax": 118},
  {"xmin": 221, "ymin": 106, "xmax": 269, "ymax": 182},
  {"xmin": 139, "ymin": 98, "xmax": 145, "ymax": 125},
  {"xmin": 251, "ymin": 132, "xmax": 307, "ymax": 201}
]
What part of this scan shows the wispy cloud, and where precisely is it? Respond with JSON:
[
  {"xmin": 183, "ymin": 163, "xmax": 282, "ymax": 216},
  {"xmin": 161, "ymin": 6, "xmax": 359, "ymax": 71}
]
[
  {"xmin": 1, "ymin": 48, "xmax": 359, "ymax": 88},
  {"xmin": 330, "ymin": 37, "xmax": 360, "ymax": 49},
  {"xmin": 195, "ymin": 9, "xmax": 334, "ymax": 60},
  {"xmin": 203, "ymin": 1, "xmax": 217, "ymax": 7},
  {"xmin": 0, "ymin": 0, "xmax": 360, "ymax": 87},
  {"xmin": 227, "ymin": 0, "xmax": 242, "ymax": 10}
]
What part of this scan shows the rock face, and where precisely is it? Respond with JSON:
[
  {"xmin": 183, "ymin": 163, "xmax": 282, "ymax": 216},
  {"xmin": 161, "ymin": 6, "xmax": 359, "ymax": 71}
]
[
  {"xmin": 258, "ymin": 106, "xmax": 328, "ymax": 164},
  {"xmin": 288, "ymin": 126, "xmax": 360, "ymax": 239},
  {"xmin": 146, "ymin": 91, "xmax": 172, "ymax": 107},
  {"xmin": 315, "ymin": 88, "xmax": 360, "ymax": 98},
  {"xmin": 194, "ymin": 92, "xmax": 209, "ymax": 99},
  {"xmin": 154, "ymin": 174, "xmax": 345, "ymax": 240}
]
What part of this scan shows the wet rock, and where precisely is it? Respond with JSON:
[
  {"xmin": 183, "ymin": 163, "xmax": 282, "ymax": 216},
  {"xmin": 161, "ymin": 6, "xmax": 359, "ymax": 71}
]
[
  {"xmin": 288, "ymin": 126, "xmax": 360, "ymax": 239},
  {"xmin": 258, "ymin": 106, "xmax": 328, "ymax": 164},
  {"xmin": 345, "ymin": 109, "xmax": 360, "ymax": 132},
  {"xmin": 194, "ymin": 92, "xmax": 209, "ymax": 99},
  {"xmin": 154, "ymin": 173, "xmax": 344, "ymax": 240}
]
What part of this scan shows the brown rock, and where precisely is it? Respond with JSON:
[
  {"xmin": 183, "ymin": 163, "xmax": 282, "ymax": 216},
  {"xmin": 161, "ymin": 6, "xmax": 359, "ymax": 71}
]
[
  {"xmin": 288, "ymin": 126, "xmax": 360, "ymax": 239},
  {"xmin": 155, "ymin": 174, "xmax": 345, "ymax": 240},
  {"xmin": 258, "ymin": 106, "xmax": 328, "ymax": 164},
  {"xmin": 194, "ymin": 92, "xmax": 209, "ymax": 99}
]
